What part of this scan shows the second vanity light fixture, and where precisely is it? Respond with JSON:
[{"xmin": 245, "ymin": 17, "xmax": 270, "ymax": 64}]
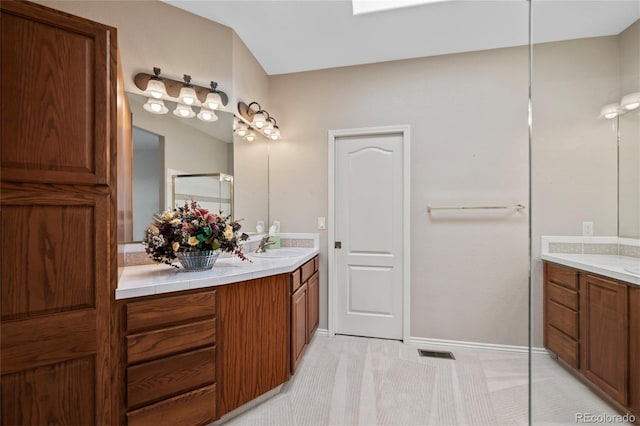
[
  {"xmin": 599, "ymin": 91, "xmax": 640, "ymax": 119},
  {"xmin": 236, "ymin": 101, "xmax": 281, "ymax": 141},
  {"xmin": 135, "ymin": 67, "xmax": 228, "ymax": 122}
]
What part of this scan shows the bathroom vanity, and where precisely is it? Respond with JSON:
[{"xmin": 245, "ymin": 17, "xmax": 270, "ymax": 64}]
[
  {"xmin": 542, "ymin": 251, "xmax": 640, "ymax": 419},
  {"xmin": 116, "ymin": 249, "xmax": 319, "ymax": 424}
]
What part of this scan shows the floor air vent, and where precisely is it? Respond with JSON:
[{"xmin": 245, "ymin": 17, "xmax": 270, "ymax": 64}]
[{"xmin": 418, "ymin": 349, "xmax": 455, "ymax": 360}]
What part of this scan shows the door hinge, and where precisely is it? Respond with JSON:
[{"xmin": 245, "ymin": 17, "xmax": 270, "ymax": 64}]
[{"xmin": 335, "ymin": 241, "xmax": 342, "ymax": 249}]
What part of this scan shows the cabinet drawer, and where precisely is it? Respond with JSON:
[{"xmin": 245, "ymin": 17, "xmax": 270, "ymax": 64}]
[
  {"xmin": 547, "ymin": 325, "xmax": 579, "ymax": 368},
  {"xmin": 548, "ymin": 300, "xmax": 579, "ymax": 339},
  {"xmin": 546, "ymin": 263, "xmax": 578, "ymax": 290},
  {"xmin": 126, "ymin": 383, "xmax": 216, "ymax": 426},
  {"xmin": 301, "ymin": 259, "xmax": 315, "ymax": 283},
  {"xmin": 127, "ymin": 319, "xmax": 216, "ymax": 364},
  {"xmin": 291, "ymin": 268, "xmax": 301, "ymax": 293},
  {"xmin": 127, "ymin": 346, "xmax": 216, "ymax": 408},
  {"xmin": 126, "ymin": 291, "xmax": 215, "ymax": 333},
  {"xmin": 547, "ymin": 282, "xmax": 578, "ymax": 310}
]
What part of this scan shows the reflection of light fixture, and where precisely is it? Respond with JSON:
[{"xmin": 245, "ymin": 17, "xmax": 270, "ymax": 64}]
[
  {"xmin": 197, "ymin": 108, "xmax": 218, "ymax": 122},
  {"xmin": 173, "ymin": 103, "xmax": 195, "ymax": 118},
  {"xmin": 236, "ymin": 122, "xmax": 249, "ymax": 137},
  {"xmin": 621, "ymin": 92, "xmax": 640, "ymax": 111},
  {"xmin": 237, "ymin": 101, "xmax": 283, "ymax": 141},
  {"xmin": 143, "ymin": 97, "xmax": 168, "ymax": 114},
  {"xmin": 600, "ymin": 103, "xmax": 620, "ymax": 120},
  {"xmin": 245, "ymin": 131, "xmax": 256, "ymax": 142},
  {"xmin": 178, "ymin": 75, "xmax": 197, "ymax": 105},
  {"xmin": 145, "ymin": 67, "xmax": 167, "ymax": 99},
  {"xmin": 204, "ymin": 82, "xmax": 222, "ymax": 110}
]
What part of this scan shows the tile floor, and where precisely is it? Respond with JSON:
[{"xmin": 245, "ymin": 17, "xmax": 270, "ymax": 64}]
[{"xmin": 221, "ymin": 335, "xmax": 631, "ymax": 425}]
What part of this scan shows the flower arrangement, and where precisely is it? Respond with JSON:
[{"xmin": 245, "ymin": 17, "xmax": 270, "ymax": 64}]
[{"xmin": 143, "ymin": 201, "xmax": 250, "ymax": 268}]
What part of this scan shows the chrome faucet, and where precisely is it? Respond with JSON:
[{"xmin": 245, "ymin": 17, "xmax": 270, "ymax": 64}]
[{"xmin": 256, "ymin": 235, "xmax": 275, "ymax": 253}]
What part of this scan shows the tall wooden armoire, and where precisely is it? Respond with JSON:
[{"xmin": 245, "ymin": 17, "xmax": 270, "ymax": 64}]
[{"xmin": 0, "ymin": 1, "xmax": 120, "ymax": 424}]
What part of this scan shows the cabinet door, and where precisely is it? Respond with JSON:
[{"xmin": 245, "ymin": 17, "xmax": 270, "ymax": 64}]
[
  {"xmin": 1, "ymin": 1, "xmax": 114, "ymax": 185},
  {"xmin": 0, "ymin": 189, "xmax": 113, "ymax": 425},
  {"xmin": 291, "ymin": 283, "xmax": 308, "ymax": 373},
  {"xmin": 307, "ymin": 271, "xmax": 319, "ymax": 343},
  {"xmin": 630, "ymin": 287, "xmax": 640, "ymax": 416},
  {"xmin": 217, "ymin": 275, "xmax": 289, "ymax": 417},
  {"xmin": 580, "ymin": 274, "xmax": 628, "ymax": 405}
]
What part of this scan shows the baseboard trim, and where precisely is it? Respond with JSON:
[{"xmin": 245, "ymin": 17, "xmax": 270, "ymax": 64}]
[
  {"xmin": 409, "ymin": 336, "xmax": 549, "ymax": 355},
  {"xmin": 315, "ymin": 328, "xmax": 329, "ymax": 337}
]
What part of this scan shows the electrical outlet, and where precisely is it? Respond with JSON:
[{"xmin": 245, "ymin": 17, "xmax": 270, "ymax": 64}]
[
  {"xmin": 317, "ymin": 217, "xmax": 326, "ymax": 230},
  {"xmin": 582, "ymin": 221, "xmax": 594, "ymax": 236}
]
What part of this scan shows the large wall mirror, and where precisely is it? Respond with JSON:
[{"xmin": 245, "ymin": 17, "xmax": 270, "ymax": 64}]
[
  {"xmin": 128, "ymin": 92, "xmax": 269, "ymax": 241},
  {"xmin": 619, "ymin": 108, "xmax": 640, "ymax": 238}
]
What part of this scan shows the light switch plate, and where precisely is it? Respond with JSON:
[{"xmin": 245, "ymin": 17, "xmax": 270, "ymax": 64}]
[
  {"xmin": 582, "ymin": 221, "xmax": 593, "ymax": 236},
  {"xmin": 317, "ymin": 217, "xmax": 326, "ymax": 230}
]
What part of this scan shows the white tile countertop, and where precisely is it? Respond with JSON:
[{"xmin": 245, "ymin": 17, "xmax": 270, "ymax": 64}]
[
  {"xmin": 541, "ymin": 253, "xmax": 640, "ymax": 286},
  {"xmin": 116, "ymin": 247, "xmax": 319, "ymax": 300}
]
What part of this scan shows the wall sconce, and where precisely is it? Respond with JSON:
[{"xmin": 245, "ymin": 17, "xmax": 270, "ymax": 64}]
[
  {"xmin": 237, "ymin": 101, "xmax": 282, "ymax": 140},
  {"xmin": 599, "ymin": 91, "xmax": 640, "ymax": 120},
  {"xmin": 134, "ymin": 67, "xmax": 228, "ymax": 122}
]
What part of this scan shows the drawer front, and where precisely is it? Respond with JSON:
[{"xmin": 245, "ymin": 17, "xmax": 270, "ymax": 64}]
[
  {"xmin": 546, "ymin": 262, "xmax": 578, "ymax": 290},
  {"xmin": 127, "ymin": 346, "xmax": 216, "ymax": 408},
  {"xmin": 290, "ymin": 268, "xmax": 301, "ymax": 293},
  {"xmin": 126, "ymin": 291, "xmax": 216, "ymax": 333},
  {"xmin": 301, "ymin": 259, "xmax": 315, "ymax": 283},
  {"xmin": 547, "ymin": 300, "xmax": 579, "ymax": 339},
  {"xmin": 126, "ymin": 384, "xmax": 216, "ymax": 426},
  {"xmin": 313, "ymin": 256, "xmax": 319, "ymax": 272},
  {"xmin": 547, "ymin": 282, "xmax": 578, "ymax": 310},
  {"xmin": 127, "ymin": 319, "xmax": 216, "ymax": 364},
  {"xmin": 547, "ymin": 325, "xmax": 579, "ymax": 368}
]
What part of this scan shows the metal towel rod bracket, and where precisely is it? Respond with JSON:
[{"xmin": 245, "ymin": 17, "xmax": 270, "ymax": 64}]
[{"xmin": 426, "ymin": 203, "xmax": 526, "ymax": 213}]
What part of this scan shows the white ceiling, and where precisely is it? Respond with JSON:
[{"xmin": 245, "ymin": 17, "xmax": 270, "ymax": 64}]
[{"xmin": 164, "ymin": 0, "xmax": 639, "ymax": 76}]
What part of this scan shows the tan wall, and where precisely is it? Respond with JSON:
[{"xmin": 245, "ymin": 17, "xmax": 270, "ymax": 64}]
[
  {"xmin": 269, "ymin": 47, "xmax": 531, "ymax": 346},
  {"xmin": 531, "ymin": 36, "xmax": 620, "ymax": 346}
]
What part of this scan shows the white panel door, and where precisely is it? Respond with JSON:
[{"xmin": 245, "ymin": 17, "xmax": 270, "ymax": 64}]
[{"xmin": 335, "ymin": 132, "xmax": 404, "ymax": 340}]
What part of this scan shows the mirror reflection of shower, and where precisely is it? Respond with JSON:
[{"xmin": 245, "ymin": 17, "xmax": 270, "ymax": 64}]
[{"xmin": 133, "ymin": 127, "xmax": 164, "ymax": 241}]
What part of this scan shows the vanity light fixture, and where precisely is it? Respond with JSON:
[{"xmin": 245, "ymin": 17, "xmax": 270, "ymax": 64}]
[
  {"xmin": 237, "ymin": 101, "xmax": 282, "ymax": 141},
  {"xmin": 134, "ymin": 67, "xmax": 230, "ymax": 121},
  {"xmin": 245, "ymin": 131, "xmax": 256, "ymax": 142},
  {"xmin": 204, "ymin": 82, "xmax": 222, "ymax": 110},
  {"xmin": 236, "ymin": 121, "xmax": 249, "ymax": 137},
  {"xmin": 600, "ymin": 103, "xmax": 620, "ymax": 120},
  {"xmin": 178, "ymin": 75, "xmax": 197, "ymax": 106},
  {"xmin": 145, "ymin": 67, "xmax": 167, "ymax": 99},
  {"xmin": 621, "ymin": 92, "xmax": 640, "ymax": 111}
]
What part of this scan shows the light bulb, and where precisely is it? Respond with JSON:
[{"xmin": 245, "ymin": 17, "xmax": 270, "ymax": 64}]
[
  {"xmin": 246, "ymin": 131, "xmax": 256, "ymax": 142},
  {"xmin": 143, "ymin": 98, "xmax": 168, "ymax": 114},
  {"xmin": 151, "ymin": 103, "xmax": 161, "ymax": 112},
  {"xmin": 621, "ymin": 92, "xmax": 640, "ymax": 111},
  {"xmin": 173, "ymin": 103, "xmax": 195, "ymax": 118},
  {"xmin": 204, "ymin": 92, "xmax": 221, "ymax": 110},
  {"xmin": 263, "ymin": 121, "xmax": 274, "ymax": 135},
  {"xmin": 197, "ymin": 109, "xmax": 218, "ymax": 122},
  {"xmin": 145, "ymin": 78, "xmax": 166, "ymax": 99},
  {"xmin": 236, "ymin": 123, "xmax": 248, "ymax": 137},
  {"xmin": 179, "ymin": 86, "xmax": 197, "ymax": 106}
]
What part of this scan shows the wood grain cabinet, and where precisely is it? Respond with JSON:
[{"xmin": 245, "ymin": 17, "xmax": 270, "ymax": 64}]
[
  {"xmin": 543, "ymin": 261, "xmax": 638, "ymax": 417},
  {"xmin": 543, "ymin": 263, "xmax": 580, "ymax": 368},
  {"xmin": 0, "ymin": 1, "xmax": 121, "ymax": 424},
  {"xmin": 629, "ymin": 287, "xmax": 640, "ymax": 416},
  {"xmin": 122, "ymin": 291, "xmax": 217, "ymax": 425},
  {"xmin": 291, "ymin": 256, "xmax": 320, "ymax": 373},
  {"xmin": 580, "ymin": 274, "xmax": 628, "ymax": 405}
]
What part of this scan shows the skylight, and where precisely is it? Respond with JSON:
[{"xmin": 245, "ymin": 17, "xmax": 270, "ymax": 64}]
[{"xmin": 352, "ymin": 0, "xmax": 453, "ymax": 16}]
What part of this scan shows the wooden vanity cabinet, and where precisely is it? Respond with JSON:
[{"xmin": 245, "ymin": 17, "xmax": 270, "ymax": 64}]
[
  {"xmin": 580, "ymin": 274, "xmax": 628, "ymax": 405},
  {"xmin": 543, "ymin": 263, "xmax": 580, "ymax": 368},
  {"xmin": 630, "ymin": 287, "xmax": 640, "ymax": 416},
  {"xmin": 122, "ymin": 290, "xmax": 217, "ymax": 425},
  {"xmin": 543, "ymin": 261, "xmax": 638, "ymax": 416},
  {"xmin": 291, "ymin": 256, "xmax": 320, "ymax": 373}
]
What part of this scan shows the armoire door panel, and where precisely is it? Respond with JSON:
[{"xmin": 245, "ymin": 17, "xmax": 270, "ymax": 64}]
[
  {"xmin": 1, "ymin": 204, "xmax": 96, "ymax": 320},
  {"xmin": 1, "ymin": 355, "xmax": 96, "ymax": 425},
  {"xmin": 1, "ymin": 309, "xmax": 97, "ymax": 374},
  {"xmin": 0, "ymin": 1, "xmax": 110, "ymax": 185}
]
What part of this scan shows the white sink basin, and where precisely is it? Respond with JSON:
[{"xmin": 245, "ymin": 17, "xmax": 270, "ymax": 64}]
[
  {"xmin": 624, "ymin": 266, "xmax": 640, "ymax": 276},
  {"xmin": 249, "ymin": 248, "xmax": 307, "ymax": 259}
]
